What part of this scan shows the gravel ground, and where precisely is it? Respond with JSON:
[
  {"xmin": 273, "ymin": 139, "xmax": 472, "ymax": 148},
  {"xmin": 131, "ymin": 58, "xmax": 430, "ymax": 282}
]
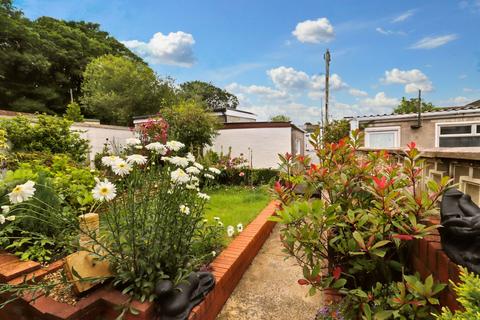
[{"xmin": 217, "ymin": 225, "xmax": 323, "ymax": 320}]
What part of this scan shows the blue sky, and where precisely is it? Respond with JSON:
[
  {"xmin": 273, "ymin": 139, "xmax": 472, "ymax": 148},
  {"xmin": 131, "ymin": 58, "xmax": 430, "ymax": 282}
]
[{"xmin": 15, "ymin": 0, "xmax": 480, "ymax": 124}]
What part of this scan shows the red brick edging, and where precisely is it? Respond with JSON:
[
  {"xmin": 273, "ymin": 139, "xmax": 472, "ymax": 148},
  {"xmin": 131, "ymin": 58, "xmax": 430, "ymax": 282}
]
[{"xmin": 0, "ymin": 200, "xmax": 280, "ymax": 320}]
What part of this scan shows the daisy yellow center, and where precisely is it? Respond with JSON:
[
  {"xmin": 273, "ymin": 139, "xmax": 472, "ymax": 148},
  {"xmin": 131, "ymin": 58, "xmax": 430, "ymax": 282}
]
[
  {"xmin": 100, "ymin": 187, "xmax": 109, "ymax": 194},
  {"xmin": 13, "ymin": 186, "xmax": 22, "ymax": 192},
  {"xmin": 119, "ymin": 163, "xmax": 125, "ymax": 168}
]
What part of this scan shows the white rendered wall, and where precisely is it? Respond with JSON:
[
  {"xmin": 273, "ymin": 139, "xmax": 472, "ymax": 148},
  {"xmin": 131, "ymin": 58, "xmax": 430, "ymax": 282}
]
[
  {"xmin": 71, "ymin": 124, "xmax": 135, "ymax": 162},
  {"xmin": 210, "ymin": 127, "xmax": 292, "ymax": 169}
]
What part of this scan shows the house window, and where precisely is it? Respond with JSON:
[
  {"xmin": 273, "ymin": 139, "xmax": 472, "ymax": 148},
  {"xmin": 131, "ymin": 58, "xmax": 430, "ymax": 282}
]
[
  {"xmin": 365, "ymin": 126, "xmax": 400, "ymax": 149},
  {"xmin": 437, "ymin": 123, "xmax": 480, "ymax": 148}
]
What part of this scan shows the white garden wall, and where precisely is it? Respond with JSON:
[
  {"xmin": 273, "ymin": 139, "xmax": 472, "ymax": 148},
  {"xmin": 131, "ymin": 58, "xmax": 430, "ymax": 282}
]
[{"xmin": 210, "ymin": 127, "xmax": 292, "ymax": 169}]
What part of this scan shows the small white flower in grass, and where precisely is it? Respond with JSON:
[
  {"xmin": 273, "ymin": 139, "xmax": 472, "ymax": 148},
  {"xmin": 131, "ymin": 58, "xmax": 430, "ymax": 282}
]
[
  {"xmin": 204, "ymin": 173, "xmax": 215, "ymax": 179},
  {"xmin": 1, "ymin": 205, "xmax": 10, "ymax": 214},
  {"xmin": 166, "ymin": 140, "xmax": 185, "ymax": 151},
  {"xmin": 237, "ymin": 223, "xmax": 243, "ymax": 233},
  {"xmin": 92, "ymin": 179, "xmax": 116, "ymax": 202},
  {"xmin": 209, "ymin": 167, "xmax": 221, "ymax": 175},
  {"xmin": 111, "ymin": 159, "xmax": 132, "ymax": 176},
  {"xmin": 218, "ymin": 221, "xmax": 224, "ymax": 227},
  {"xmin": 6, "ymin": 216, "xmax": 15, "ymax": 221},
  {"xmin": 171, "ymin": 168, "xmax": 190, "ymax": 184},
  {"xmin": 214, "ymin": 217, "xmax": 220, "ymax": 221},
  {"xmin": 8, "ymin": 180, "xmax": 36, "ymax": 204},
  {"xmin": 186, "ymin": 166, "xmax": 200, "ymax": 175},
  {"xmin": 186, "ymin": 152, "xmax": 195, "ymax": 162},
  {"xmin": 101, "ymin": 155, "xmax": 120, "ymax": 167},
  {"xmin": 197, "ymin": 192, "xmax": 210, "ymax": 200},
  {"xmin": 126, "ymin": 154, "xmax": 147, "ymax": 165},
  {"xmin": 145, "ymin": 142, "xmax": 167, "ymax": 155},
  {"xmin": 193, "ymin": 162, "xmax": 204, "ymax": 170},
  {"xmin": 125, "ymin": 138, "xmax": 141, "ymax": 146},
  {"xmin": 0, "ymin": 215, "xmax": 5, "ymax": 224},
  {"xmin": 186, "ymin": 184, "xmax": 196, "ymax": 190},
  {"xmin": 167, "ymin": 156, "xmax": 189, "ymax": 168},
  {"xmin": 135, "ymin": 145, "xmax": 143, "ymax": 150},
  {"xmin": 167, "ymin": 189, "xmax": 174, "ymax": 194},
  {"xmin": 179, "ymin": 204, "xmax": 190, "ymax": 215},
  {"xmin": 211, "ymin": 251, "xmax": 216, "ymax": 257},
  {"xmin": 227, "ymin": 225, "xmax": 235, "ymax": 237}
]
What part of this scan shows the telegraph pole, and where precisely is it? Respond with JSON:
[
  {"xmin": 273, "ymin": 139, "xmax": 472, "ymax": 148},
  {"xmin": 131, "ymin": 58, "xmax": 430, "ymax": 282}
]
[{"xmin": 324, "ymin": 49, "xmax": 331, "ymax": 125}]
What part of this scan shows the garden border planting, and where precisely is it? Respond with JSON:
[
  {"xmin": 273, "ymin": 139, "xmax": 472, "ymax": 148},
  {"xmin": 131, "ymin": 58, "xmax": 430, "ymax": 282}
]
[{"xmin": 0, "ymin": 200, "xmax": 279, "ymax": 320}]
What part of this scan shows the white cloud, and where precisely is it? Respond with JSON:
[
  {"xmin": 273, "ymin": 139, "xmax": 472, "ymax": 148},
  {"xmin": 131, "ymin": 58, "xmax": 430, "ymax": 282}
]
[
  {"xmin": 361, "ymin": 92, "xmax": 399, "ymax": 114},
  {"xmin": 391, "ymin": 10, "xmax": 416, "ymax": 23},
  {"xmin": 459, "ymin": 74, "xmax": 468, "ymax": 80},
  {"xmin": 383, "ymin": 68, "xmax": 433, "ymax": 93},
  {"xmin": 311, "ymin": 73, "xmax": 348, "ymax": 91},
  {"xmin": 225, "ymin": 83, "xmax": 289, "ymax": 101},
  {"xmin": 122, "ymin": 31, "xmax": 195, "ymax": 67},
  {"xmin": 441, "ymin": 96, "xmax": 473, "ymax": 105},
  {"xmin": 410, "ymin": 34, "xmax": 458, "ymax": 49},
  {"xmin": 267, "ymin": 67, "xmax": 310, "ymax": 90},
  {"xmin": 242, "ymin": 103, "xmax": 323, "ymax": 124},
  {"xmin": 292, "ymin": 18, "xmax": 335, "ymax": 43},
  {"xmin": 375, "ymin": 27, "xmax": 406, "ymax": 36},
  {"xmin": 348, "ymin": 88, "xmax": 368, "ymax": 97}
]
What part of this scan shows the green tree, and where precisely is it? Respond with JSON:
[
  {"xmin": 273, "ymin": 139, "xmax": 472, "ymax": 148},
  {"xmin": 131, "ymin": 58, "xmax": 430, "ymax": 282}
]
[
  {"xmin": 64, "ymin": 101, "xmax": 84, "ymax": 122},
  {"xmin": 323, "ymin": 119, "xmax": 350, "ymax": 144},
  {"xmin": 161, "ymin": 100, "xmax": 220, "ymax": 153},
  {"xmin": 81, "ymin": 55, "xmax": 172, "ymax": 125},
  {"xmin": 270, "ymin": 114, "xmax": 291, "ymax": 122},
  {"xmin": 179, "ymin": 81, "xmax": 238, "ymax": 111},
  {"xmin": 0, "ymin": 1, "xmax": 141, "ymax": 114},
  {"xmin": 393, "ymin": 97, "xmax": 436, "ymax": 114}
]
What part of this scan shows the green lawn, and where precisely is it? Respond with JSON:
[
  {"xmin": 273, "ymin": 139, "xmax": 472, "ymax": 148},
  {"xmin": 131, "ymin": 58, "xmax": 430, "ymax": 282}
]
[{"xmin": 204, "ymin": 185, "xmax": 271, "ymax": 230}]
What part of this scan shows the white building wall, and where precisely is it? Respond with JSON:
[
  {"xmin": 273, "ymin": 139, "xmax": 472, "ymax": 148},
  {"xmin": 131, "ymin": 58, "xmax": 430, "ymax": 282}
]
[
  {"xmin": 210, "ymin": 127, "xmax": 292, "ymax": 169},
  {"xmin": 71, "ymin": 124, "xmax": 135, "ymax": 162}
]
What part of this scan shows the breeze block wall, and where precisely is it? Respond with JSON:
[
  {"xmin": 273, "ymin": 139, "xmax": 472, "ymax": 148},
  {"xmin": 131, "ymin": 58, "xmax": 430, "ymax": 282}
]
[{"xmin": 410, "ymin": 217, "xmax": 462, "ymax": 312}]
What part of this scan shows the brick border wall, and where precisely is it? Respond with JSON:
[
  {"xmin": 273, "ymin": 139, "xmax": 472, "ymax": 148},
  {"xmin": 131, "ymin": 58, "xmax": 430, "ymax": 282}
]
[
  {"xmin": 410, "ymin": 220, "xmax": 462, "ymax": 312},
  {"xmin": 0, "ymin": 200, "xmax": 279, "ymax": 320}
]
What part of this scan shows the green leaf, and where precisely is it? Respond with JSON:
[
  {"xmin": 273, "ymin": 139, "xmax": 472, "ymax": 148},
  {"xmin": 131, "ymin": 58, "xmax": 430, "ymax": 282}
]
[
  {"xmin": 374, "ymin": 310, "xmax": 393, "ymax": 320},
  {"xmin": 370, "ymin": 240, "xmax": 390, "ymax": 250},
  {"xmin": 332, "ymin": 278, "xmax": 347, "ymax": 289},
  {"xmin": 353, "ymin": 231, "xmax": 366, "ymax": 250}
]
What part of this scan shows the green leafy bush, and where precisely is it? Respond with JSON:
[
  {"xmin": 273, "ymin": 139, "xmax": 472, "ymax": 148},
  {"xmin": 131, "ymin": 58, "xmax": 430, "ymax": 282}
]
[
  {"xmin": 436, "ymin": 267, "xmax": 480, "ymax": 319},
  {"xmin": 0, "ymin": 115, "xmax": 90, "ymax": 162},
  {"xmin": 272, "ymin": 132, "xmax": 450, "ymax": 319}
]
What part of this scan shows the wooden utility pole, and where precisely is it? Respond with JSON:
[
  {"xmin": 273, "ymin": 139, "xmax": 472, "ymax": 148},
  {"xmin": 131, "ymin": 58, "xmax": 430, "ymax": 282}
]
[{"xmin": 324, "ymin": 49, "xmax": 331, "ymax": 125}]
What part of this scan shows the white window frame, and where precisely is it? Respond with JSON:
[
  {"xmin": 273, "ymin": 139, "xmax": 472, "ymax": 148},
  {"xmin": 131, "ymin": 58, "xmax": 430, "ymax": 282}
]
[
  {"xmin": 364, "ymin": 126, "xmax": 400, "ymax": 148},
  {"xmin": 435, "ymin": 121, "xmax": 480, "ymax": 148}
]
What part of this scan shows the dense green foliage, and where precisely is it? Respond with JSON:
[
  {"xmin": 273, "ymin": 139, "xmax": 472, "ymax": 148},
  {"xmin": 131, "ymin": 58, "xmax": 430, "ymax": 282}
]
[
  {"xmin": 81, "ymin": 55, "xmax": 175, "ymax": 125},
  {"xmin": 161, "ymin": 100, "xmax": 220, "ymax": 152},
  {"xmin": 179, "ymin": 81, "xmax": 239, "ymax": 111},
  {"xmin": 273, "ymin": 134, "xmax": 450, "ymax": 319},
  {"xmin": 393, "ymin": 97, "xmax": 437, "ymax": 114},
  {"xmin": 0, "ymin": 115, "xmax": 90, "ymax": 162},
  {"xmin": 323, "ymin": 119, "xmax": 350, "ymax": 143},
  {"xmin": 436, "ymin": 267, "xmax": 480, "ymax": 319},
  {"xmin": 0, "ymin": 0, "xmax": 140, "ymax": 114},
  {"xmin": 64, "ymin": 101, "xmax": 84, "ymax": 122},
  {"xmin": 270, "ymin": 114, "xmax": 291, "ymax": 122}
]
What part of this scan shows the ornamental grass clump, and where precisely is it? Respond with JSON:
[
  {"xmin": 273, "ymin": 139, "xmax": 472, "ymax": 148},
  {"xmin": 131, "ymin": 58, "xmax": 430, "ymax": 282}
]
[
  {"xmin": 272, "ymin": 131, "xmax": 450, "ymax": 319},
  {"xmin": 0, "ymin": 137, "xmax": 223, "ymax": 305}
]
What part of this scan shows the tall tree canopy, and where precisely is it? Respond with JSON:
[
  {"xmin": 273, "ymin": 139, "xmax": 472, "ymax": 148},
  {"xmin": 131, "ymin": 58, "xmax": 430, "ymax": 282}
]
[
  {"xmin": 0, "ymin": 0, "xmax": 140, "ymax": 114},
  {"xmin": 393, "ymin": 97, "xmax": 437, "ymax": 114},
  {"xmin": 179, "ymin": 81, "xmax": 238, "ymax": 111},
  {"xmin": 270, "ymin": 114, "xmax": 291, "ymax": 122},
  {"xmin": 81, "ymin": 55, "xmax": 175, "ymax": 125}
]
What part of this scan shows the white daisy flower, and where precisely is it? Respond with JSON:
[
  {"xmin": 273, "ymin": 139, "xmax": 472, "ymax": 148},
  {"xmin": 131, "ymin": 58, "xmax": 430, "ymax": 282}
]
[
  {"xmin": 209, "ymin": 167, "xmax": 221, "ymax": 175},
  {"xmin": 166, "ymin": 140, "xmax": 185, "ymax": 151},
  {"xmin": 171, "ymin": 168, "xmax": 190, "ymax": 184},
  {"xmin": 126, "ymin": 154, "xmax": 148, "ymax": 165},
  {"xmin": 8, "ymin": 180, "xmax": 36, "ymax": 204},
  {"xmin": 204, "ymin": 173, "xmax": 215, "ymax": 179},
  {"xmin": 179, "ymin": 204, "xmax": 190, "ymax": 215},
  {"xmin": 237, "ymin": 223, "xmax": 244, "ymax": 233},
  {"xmin": 111, "ymin": 159, "xmax": 132, "ymax": 176},
  {"xmin": 218, "ymin": 221, "xmax": 224, "ymax": 227},
  {"xmin": 193, "ymin": 162, "xmax": 204, "ymax": 170},
  {"xmin": 1, "ymin": 205, "xmax": 10, "ymax": 214},
  {"xmin": 145, "ymin": 142, "xmax": 168, "ymax": 155},
  {"xmin": 211, "ymin": 251, "xmax": 216, "ymax": 257},
  {"xmin": 92, "ymin": 179, "xmax": 117, "ymax": 202},
  {"xmin": 167, "ymin": 156, "xmax": 189, "ymax": 168},
  {"xmin": 186, "ymin": 184, "xmax": 197, "ymax": 190},
  {"xmin": 214, "ymin": 217, "xmax": 220, "ymax": 221},
  {"xmin": 101, "ymin": 155, "xmax": 120, "ymax": 167},
  {"xmin": 186, "ymin": 166, "xmax": 200, "ymax": 175},
  {"xmin": 125, "ymin": 138, "xmax": 141, "ymax": 146},
  {"xmin": 0, "ymin": 215, "xmax": 5, "ymax": 224},
  {"xmin": 135, "ymin": 145, "xmax": 143, "ymax": 150},
  {"xmin": 6, "ymin": 215, "xmax": 15, "ymax": 222},
  {"xmin": 227, "ymin": 225, "xmax": 235, "ymax": 237},
  {"xmin": 197, "ymin": 192, "xmax": 210, "ymax": 200},
  {"xmin": 186, "ymin": 152, "xmax": 196, "ymax": 162}
]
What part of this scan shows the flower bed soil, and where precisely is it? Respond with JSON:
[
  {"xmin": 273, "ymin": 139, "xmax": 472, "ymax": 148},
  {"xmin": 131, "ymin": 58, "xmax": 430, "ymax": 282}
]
[{"xmin": 0, "ymin": 200, "xmax": 279, "ymax": 320}]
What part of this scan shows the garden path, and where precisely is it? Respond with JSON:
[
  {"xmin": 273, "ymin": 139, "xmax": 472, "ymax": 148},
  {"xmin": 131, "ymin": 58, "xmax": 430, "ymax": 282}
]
[{"xmin": 217, "ymin": 224, "xmax": 323, "ymax": 320}]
